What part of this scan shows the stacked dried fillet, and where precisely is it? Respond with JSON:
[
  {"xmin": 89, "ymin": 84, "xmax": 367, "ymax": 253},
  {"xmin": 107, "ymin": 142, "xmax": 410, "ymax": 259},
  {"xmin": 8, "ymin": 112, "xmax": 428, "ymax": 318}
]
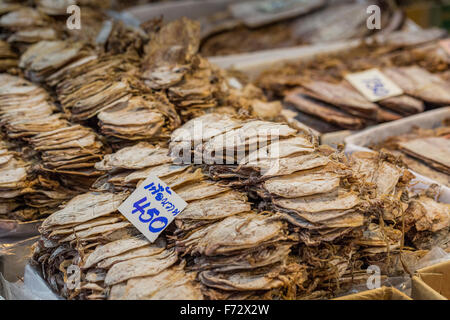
[
  {"xmin": 200, "ymin": 1, "xmax": 402, "ymax": 56},
  {"xmin": 257, "ymin": 32, "xmax": 448, "ymax": 132},
  {"xmin": 372, "ymin": 124, "xmax": 450, "ymax": 187},
  {"xmin": 168, "ymin": 114, "xmax": 420, "ymax": 297},
  {"xmin": 31, "ymin": 191, "xmax": 173, "ymax": 300},
  {"xmin": 33, "ymin": 143, "xmax": 306, "ymax": 299},
  {"xmin": 19, "ymin": 40, "xmax": 94, "ymax": 83},
  {"xmin": 19, "ymin": 40, "xmax": 180, "ymax": 144},
  {"xmin": 141, "ymin": 18, "xmax": 236, "ymax": 121},
  {"xmin": 405, "ymin": 193, "xmax": 450, "ymax": 251},
  {"xmin": 382, "ymin": 66, "xmax": 450, "ymax": 106},
  {"xmin": 169, "ymin": 114, "xmax": 413, "ymax": 245}
]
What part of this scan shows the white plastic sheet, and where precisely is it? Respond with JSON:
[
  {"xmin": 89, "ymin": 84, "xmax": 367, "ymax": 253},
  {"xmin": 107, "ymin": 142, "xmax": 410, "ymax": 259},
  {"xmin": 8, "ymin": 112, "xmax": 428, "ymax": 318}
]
[{"xmin": 23, "ymin": 264, "xmax": 62, "ymax": 300}]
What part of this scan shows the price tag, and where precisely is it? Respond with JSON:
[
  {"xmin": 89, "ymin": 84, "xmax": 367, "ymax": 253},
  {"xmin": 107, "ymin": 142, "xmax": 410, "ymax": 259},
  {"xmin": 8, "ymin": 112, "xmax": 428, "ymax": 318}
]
[
  {"xmin": 345, "ymin": 68, "xmax": 403, "ymax": 102},
  {"xmin": 118, "ymin": 174, "xmax": 187, "ymax": 242},
  {"xmin": 439, "ymin": 38, "xmax": 450, "ymax": 56}
]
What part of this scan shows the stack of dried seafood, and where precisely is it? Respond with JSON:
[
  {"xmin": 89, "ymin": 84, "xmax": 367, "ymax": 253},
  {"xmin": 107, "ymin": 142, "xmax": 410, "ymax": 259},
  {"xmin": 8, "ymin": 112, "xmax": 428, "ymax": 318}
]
[
  {"xmin": 257, "ymin": 30, "xmax": 448, "ymax": 133},
  {"xmin": 32, "ymin": 143, "xmax": 307, "ymax": 299},
  {"xmin": 371, "ymin": 123, "xmax": 450, "ymax": 187},
  {"xmin": 0, "ymin": 138, "xmax": 31, "ymax": 220},
  {"xmin": 142, "ymin": 17, "xmax": 285, "ymax": 122},
  {"xmin": 0, "ymin": 73, "xmax": 106, "ymax": 219},
  {"xmin": 168, "ymin": 113, "xmax": 424, "ymax": 298},
  {"xmin": 405, "ymin": 191, "xmax": 450, "ymax": 251},
  {"xmin": 0, "ymin": 74, "xmax": 68, "ymax": 139},
  {"xmin": 0, "ymin": 134, "xmax": 77, "ymax": 221},
  {"xmin": 382, "ymin": 66, "xmax": 450, "ymax": 106},
  {"xmin": 32, "ymin": 112, "xmax": 449, "ymax": 299},
  {"xmin": 32, "ymin": 190, "xmax": 203, "ymax": 299},
  {"xmin": 0, "ymin": 74, "xmax": 106, "ymax": 179}
]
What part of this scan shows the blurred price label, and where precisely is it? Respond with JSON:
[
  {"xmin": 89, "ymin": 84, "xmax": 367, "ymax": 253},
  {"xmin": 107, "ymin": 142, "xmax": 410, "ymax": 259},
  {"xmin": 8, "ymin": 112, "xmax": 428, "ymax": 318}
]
[
  {"xmin": 345, "ymin": 68, "xmax": 403, "ymax": 102},
  {"xmin": 439, "ymin": 39, "xmax": 450, "ymax": 56}
]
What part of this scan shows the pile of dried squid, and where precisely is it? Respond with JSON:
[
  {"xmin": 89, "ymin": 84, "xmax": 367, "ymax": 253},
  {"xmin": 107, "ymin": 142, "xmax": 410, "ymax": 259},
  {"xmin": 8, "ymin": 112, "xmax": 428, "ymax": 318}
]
[{"xmin": 0, "ymin": 3, "xmax": 447, "ymax": 300}]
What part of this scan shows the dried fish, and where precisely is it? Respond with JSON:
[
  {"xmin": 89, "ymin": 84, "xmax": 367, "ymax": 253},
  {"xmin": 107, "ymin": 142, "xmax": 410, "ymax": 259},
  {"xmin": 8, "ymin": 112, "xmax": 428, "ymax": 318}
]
[
  {"xmin": 285, "ymin": 91, "xmax": 365, "ymax": 130},
  {"xmin": 383, "ymin": 66, "xmax": 450, "ymax": 105},
  {"xmin": 371, "ymin": 125, "xmax": 450, "ymax": 187}
]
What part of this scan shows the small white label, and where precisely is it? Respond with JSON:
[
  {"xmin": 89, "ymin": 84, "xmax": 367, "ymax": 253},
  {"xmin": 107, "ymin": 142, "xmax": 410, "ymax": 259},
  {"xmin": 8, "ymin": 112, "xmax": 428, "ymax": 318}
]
[
  {"xmin": 118, "ymin": 174, "xmax": 187, "ymax": 242},
  {"xmin": 345, "ymin": 68, "xmax": 403, "ymax": 102},
  {"xmin": 439, "ymin": 39, "xmax": 450, "ymax": 56}
]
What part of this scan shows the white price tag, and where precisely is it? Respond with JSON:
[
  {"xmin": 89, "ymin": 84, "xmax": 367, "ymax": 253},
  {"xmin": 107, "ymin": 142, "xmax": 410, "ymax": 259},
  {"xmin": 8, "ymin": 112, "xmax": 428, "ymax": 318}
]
[
  {"xmin": 345, "ymin": 68, "xmax": 403, "ymax": 102},
  {"xmin": 439, "ymin": 39, "xmax": 450, "ymax": 56},
  {"xmin": 118, "ymin": 174, "xmax": 187, "ymax": 242}
]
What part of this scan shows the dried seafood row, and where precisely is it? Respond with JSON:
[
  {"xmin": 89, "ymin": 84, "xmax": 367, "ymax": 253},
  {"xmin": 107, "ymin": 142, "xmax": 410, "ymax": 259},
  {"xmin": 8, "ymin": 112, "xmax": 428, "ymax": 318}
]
[
  {"xmin": 371, "ymin": 124, "xmax": 450, "ymax": 187},
  {"xmin": 282, "ymin": 74, "xmax": 434, "ymax": 131},
  {"xmin": 0, "ymin": 74, "xmax": 68, "ymax": 139},
  {"xmin": 32, "ymin": 143, "xmax": 307, "ymax": 299},
  {"xmin": 170, "ymin": 115, "xmax": 415, "ymax": 245},
  {"xmin": 170, "ymin": 114, "xmax": 355, "ymax": 242},
  {"xmin": 257, "ymin": 34, "xmax": 448, "ymax": 132},
  {"xmin": 93, "ymin": 143, "xmax": 306, "ymax": 299},
  {"xmin": 405, "ymin": 192, "xmax": 450, "ymax": 251},
  {"xmin": 141, "ymin": 17, "xmax": 279, "ymax": 122},
  {"xmin": 17, "ymin": 39, "xmax": 180, "ymax": 145},
  {"xmin": 0, "ymin": 74, "xmax": 106, "ymax": 178},
  {"xmin": 200, "ymin": 1, "xmax": 402, "ymax": 56},
  {"xmin": 31, "ymin": 190, "xmax": 202, "ymax": 300},
  {"xmin": 0, "ymin": 135, "xmax": 77, "ymax": 221}
]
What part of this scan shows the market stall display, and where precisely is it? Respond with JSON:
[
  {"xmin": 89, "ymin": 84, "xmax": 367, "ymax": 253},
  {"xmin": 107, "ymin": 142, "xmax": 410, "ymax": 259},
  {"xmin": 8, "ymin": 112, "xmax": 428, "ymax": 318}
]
[
  {"xmin": 0, "ymin": 1, "xmax": 448, "ymax": 302},
  {"xmin": 372, "ymin": 124, "xmax": 450, "ymax": 187}
]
